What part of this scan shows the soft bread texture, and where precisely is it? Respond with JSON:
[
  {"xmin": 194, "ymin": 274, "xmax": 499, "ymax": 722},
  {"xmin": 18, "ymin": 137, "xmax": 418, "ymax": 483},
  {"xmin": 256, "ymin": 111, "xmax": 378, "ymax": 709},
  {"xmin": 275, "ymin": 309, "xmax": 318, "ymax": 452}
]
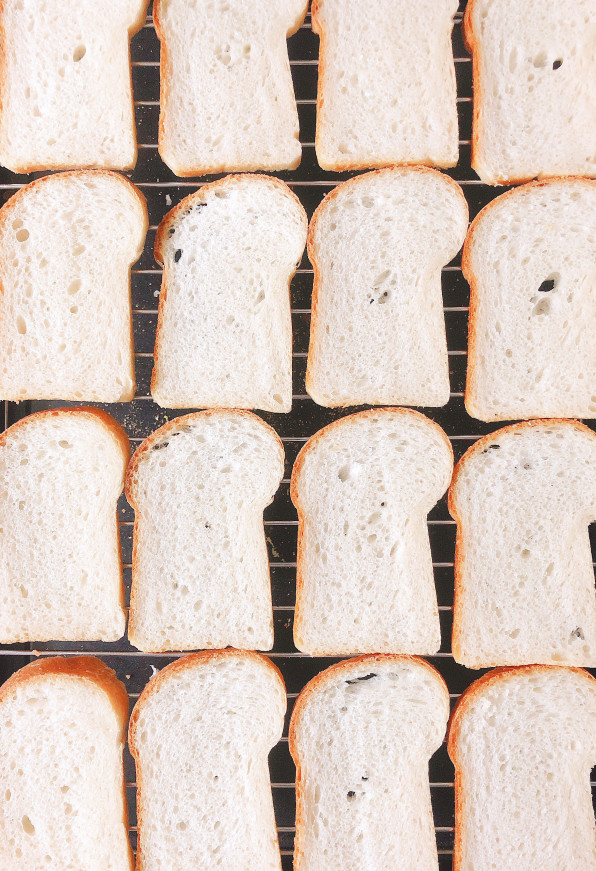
[
  {"xmin": 0, "ymin": 171, "xmax": 147, "ymax": 403},
  {"xmin": 464, "ymin": 0, "xmax": 596, "ymax": 185},
  {"xmin": 291, "ymin": 409, "xmax": 453, "ymax": 655},
  {"xmin": 306, "ymin": 167, "xmax": 468, "ymax": 408},
  {"xmin": 154, "ymin": 0, "xmax": 306, "ymax": 175},
  {"xmin": 0, "ymin": 0, "xmax": 148, "ymax": 173},
  {"xmin": 126, "ymin": 410, "xmax": 284, "ymax": 652},
  {"xmin": 152, "ymin": 174, "xmax": 307, "ymax": 411},
  {"xmin": 129, "ymin": 650, "xmax": 286, "ymax": 871},
  {"xmin": 448, "ymin": 666, "xmax": 596, "ymax": 871},
  {"xmin": 463, "ymin": 177, "xmax": 596, "ymax": 421},
  {"xmin": 312, "ymin": 0, "xmax": 459, "ymax": 171},
  {"xmin": 0, "ymin": 656, "xmax": 132, "ymax": 871},
  {"xmin": 290, "ymin": 655, "xmax": 449, "ymax": 871},
  {"xmin": 0, "ymin": 409, "xmax": 129, "ymax": 643},
  {"xmin": 450, "ymin": 420, "xmax": 596, "ymax": 669}
]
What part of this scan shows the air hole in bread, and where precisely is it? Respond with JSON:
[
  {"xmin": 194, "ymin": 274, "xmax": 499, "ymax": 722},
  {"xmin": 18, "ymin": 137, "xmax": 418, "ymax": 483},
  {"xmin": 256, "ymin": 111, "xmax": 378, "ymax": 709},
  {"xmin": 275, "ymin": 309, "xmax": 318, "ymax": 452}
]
[
  {"xmin": 73, "ymin": 45, "xmax": 86, "ymax": 62},
  {"xmin": 532, "ymin": 51, "xmax": 548, "ymax": 68},
  {"xmin": 532, "ymin": 298, "xmax": 551, "ymax": 316},
  {"xmin": 15, "ymin": 315, "xmax": 26, "ymax": 335},
  {"xmin": 68, "ymin": 279, "xmax": 81, "ymax": 295},
  {"xmin": 553, "ymin": 59, "xmax": 563, "ymax": 69},
  {"xmin": 174, "ymin": 249, "xmax": 182, "ymax": 263},
  {"xmin": 21, "ymin": 815, "xmax": 34, "ymax": 835},
  {"xmin": 538, "ymin": 273, "xmax": 559, "ymax": 293},
  {"xmin": 16, "ymin": 229, "xmax": 29, "ymax": 242}
]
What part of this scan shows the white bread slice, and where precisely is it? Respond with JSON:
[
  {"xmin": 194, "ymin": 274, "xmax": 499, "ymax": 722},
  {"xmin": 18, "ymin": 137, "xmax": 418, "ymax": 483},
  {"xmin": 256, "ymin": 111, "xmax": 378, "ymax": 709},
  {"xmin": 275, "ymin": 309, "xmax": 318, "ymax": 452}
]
[
  {"xmin": 0, "ymin": 656, "xmax": 132, "ymax": 871},
  {"xmin": 290, "ymin": 655, "xmax": 449, "ymax": 871},
  {"xmin": 0, "ymin": 409, "xmax": 129, "ymax": 643},
  {"xmin": 291, "ymin": 408, "xmax": 453, "ymax": 656},
  {"xmin": 129, "ymin": 650, "xmax": 286, "ymax": 871},
  {"xmin": 126, "ymin": 410, "xmax": 284, "ymax": 652},
  {"xmin": 464, "ymin": 177, "xmax": 596, "ymax": 421},
  {"xmin": 0, "ymin": 0, "xmax": 148, "ymax": 173},
  {"xmin": 154, "ymin": 0, "xmax": 306, "ymax": 176},
  {"xmin": 449, "ymin": 420, "xmax": 596, "ymax": 669},
  {"xmin": 0, "ymin": 171, "xmax": 147, "ymax": 403},
  {"xmin": 151, "ymin": 174, "xmax": 307, "ymax": 412},
  {"xmin": 464, "ymin": 0, "xmax": 596, "ymax": 185},
  {"xmin": 448, "ymin": 666, "xmax": 596, "ymax": 871},
  {"xmin": 306, "ymin": 167, "xmax": 468, "ymax": 408},
  {"xmin": 312, "ymin": 0, "xmax": 459, "ymax": 171}
]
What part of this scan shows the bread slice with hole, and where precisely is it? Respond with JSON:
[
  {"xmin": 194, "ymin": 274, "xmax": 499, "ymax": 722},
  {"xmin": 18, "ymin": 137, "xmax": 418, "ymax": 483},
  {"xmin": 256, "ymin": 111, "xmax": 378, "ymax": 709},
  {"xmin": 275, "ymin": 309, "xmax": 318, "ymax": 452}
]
[
  {"xmin": 464, "ymin": 177, "xmax": 596, "ymax": 421},
  {"xmin": 306, "ymin": 167, "xmax": 468, "ymax": 408},
  {"xmin": 312, "ymin": 0, "xmax": 459, "ymax": 171},
  {"xmin": 130, "ymin": 650, "xmax": 286, "ymax": 871},
  {"xmin": 448, "ymin": 666, "xmax": 596, "ymax": 871},
  {"xmin": 290, "ymin": 655, "xmax": 449, "ymax": 871},
  {"xmin": 0, "ymin": 0, "xmax": 148, "ymax": 173},
  {"xmin": 0, "ymin": 656, "xmax": 132, "ymax": 870},
  {"xmin": 126, "ymin": 410, "xmax": 284, "ymax": 652},
  {"xmin": 291, "ymin": 408, "xmax": 453, "ymax": 656},
  {"xmin": 464, "ymin": 0, "xmax": 596, "ymax": 185},
  {"xmin": 0, "ymin": 171, "xmax": 147, "ymax": 403},
  {"xmin": 151, "ymin": 174, "xmax": 307, "ymax": 412},
  {"xmin": 0, "ymin": 409, "xmax": 129, "ymax": 643},
  {"xmin": 449, "ymin": 420, "xmax": 596, "ymax": 669},
  {"xmin": 154, "ymin": 0, "xmax": 307, "ymax": 175}
]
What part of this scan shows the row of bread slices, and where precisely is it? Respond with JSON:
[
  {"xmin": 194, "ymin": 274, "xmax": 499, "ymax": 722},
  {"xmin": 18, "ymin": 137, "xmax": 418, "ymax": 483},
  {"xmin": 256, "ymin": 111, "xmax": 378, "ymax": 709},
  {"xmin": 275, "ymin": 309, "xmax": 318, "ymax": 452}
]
[
  {"xmin": 1, "ymin": 1, "xmax": 594, "ymax": 188},
  {"xmin": 3, "ymin": 404, "xmax": 596, "ymax": 668},
  {"xmin": 0, "ymin": 651, "xmax": 594, "ymax": 870},
  {"xmin": 3, "ymin": 167, "xmax": 596, "ymax": 420}
]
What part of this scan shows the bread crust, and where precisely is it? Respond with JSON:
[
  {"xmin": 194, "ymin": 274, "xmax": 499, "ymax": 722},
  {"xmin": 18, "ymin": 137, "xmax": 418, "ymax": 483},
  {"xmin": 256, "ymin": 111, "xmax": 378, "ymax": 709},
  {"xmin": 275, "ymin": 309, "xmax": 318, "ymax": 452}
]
[
  {"xmin": 290, "ymin": 407, "xmax": 453, "ymax": 654},
  {"xmin": 0, "ymin": 654, "xmax": 133, "ymax": 870},
  {"xmin": 289, "ymin": 653, "xmax": 449, "ymax": 871},
  {"xmin": 151, "ymin": 173, "xmax": 306, "ymax": 409},
  {"xmin": 129, "ymin": 648, "xmax": 286, "ymax": 871},
  {"xmin": 448, "ymin": 418, "xmax": 596, "ymax": 665},
  {"xmin": 447, "ymin": 664, "xmax": 596, "ymax": 871},
  {"xmin": 0, "ymin": 0, "xmax": 149, "ymax": 174},
  {"xmin": 462, "ymin": 177, "xmax": 596, "ymax": 420},
  {"xmin": 125, "ymin": 408, "xmax": 284, "ymax": 651},
  {"xmin": 153, "ymin": 0, "xmax": 308, "ymax": 176},
  {"xmin": 305, "ymin": 165, "xmax": 467, "ymax": 407}
]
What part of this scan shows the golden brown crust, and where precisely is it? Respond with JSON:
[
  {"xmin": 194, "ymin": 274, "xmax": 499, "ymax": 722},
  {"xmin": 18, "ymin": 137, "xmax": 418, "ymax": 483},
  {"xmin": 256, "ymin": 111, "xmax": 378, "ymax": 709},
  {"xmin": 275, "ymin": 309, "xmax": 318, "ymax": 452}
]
[
  {"xmin": 447, "ymin": 664, "xmax": 596, "ymax": 871},
  {"xmin": 462, "ymin": 177, "xmax": 596, "ymax": 418},
  {"xmin": 129, "ymin": 648, "xmax": 286, "ymax": 871},
  {"xmin": 290, "ymin": 407, "xmax": 453, "ymax": 653},
  {"xmin": 289, "ymin": 654, "xmax": 448, "ymax": 871}
]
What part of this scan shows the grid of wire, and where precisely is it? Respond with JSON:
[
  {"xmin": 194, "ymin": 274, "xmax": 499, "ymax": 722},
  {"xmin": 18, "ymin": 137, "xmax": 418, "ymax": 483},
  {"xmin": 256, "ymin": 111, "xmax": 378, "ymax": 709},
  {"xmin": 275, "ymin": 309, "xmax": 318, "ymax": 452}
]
[{"xmin": 1, "ymin": 2, "xmax": 595, "ymax": 868}]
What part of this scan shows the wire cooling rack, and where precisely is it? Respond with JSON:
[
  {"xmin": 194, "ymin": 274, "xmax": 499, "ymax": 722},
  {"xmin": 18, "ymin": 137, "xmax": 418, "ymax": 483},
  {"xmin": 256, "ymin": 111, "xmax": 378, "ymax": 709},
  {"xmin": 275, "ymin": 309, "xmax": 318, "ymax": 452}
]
[{"xmin": 1, "ymin": 1, "xmax": 594, "ymax": 867}]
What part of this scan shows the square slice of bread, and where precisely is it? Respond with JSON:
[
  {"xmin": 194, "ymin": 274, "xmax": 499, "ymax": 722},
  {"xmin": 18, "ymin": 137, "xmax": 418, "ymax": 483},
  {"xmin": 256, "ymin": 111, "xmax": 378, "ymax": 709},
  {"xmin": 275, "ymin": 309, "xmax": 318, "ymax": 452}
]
[
  {"xmin": 0, "ymin": 656, "xmax": 132, "ymax": 870},
  {"xmin": 291, "ymin": 408, "xmax": 453, "ymax": 656},
  {"xmin": 129, "ymin": 650, "xmax": 286, "ymax": 871},
  {"xmin": 463, "ymin": 177, "xmax": 596, "ymax": 421},
  {"xmin": 306, "ymin": 167, "xmax": 468, "ymax": 408},
  {"xmin": 151, "ymin": 174, "xmax": 307, "ymax": 412},
  {"xmin": 0, "ymin": 0, "xmax": 148, "ymax": 172},
  {"xmin": 126, "ymin": 410, "xmax": 284, "ymax": 653},
  {"xmin": 0, "ymin": 171, "xmax": 147, "ymax": 403},
  {"xmin": 313, "ymin": 0, "xmax": 460, "ymax": 171},
  {"xmin": 464, "ymin": 0, "xmax": 596, "ymax": 184},
  {"xmin": 0, "ymin": 409, "xmax": 129, "ymax": 643},
  {"xmin": 154, "ymin": 0, "xmax": 307, "ymax": 175}
]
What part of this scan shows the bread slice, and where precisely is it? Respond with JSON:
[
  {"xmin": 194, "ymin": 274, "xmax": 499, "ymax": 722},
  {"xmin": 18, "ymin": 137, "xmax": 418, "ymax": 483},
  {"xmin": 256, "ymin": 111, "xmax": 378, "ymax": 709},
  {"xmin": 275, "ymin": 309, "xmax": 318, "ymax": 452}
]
[
  {"xmin": 306, "ymin": 167, "xmax": 468, "ymax": 408},
  {"xmin": 464, "ymin": 0, "xmax": 596, "ymax": 185},
  {"xmin": 0, "ymin": 0, "xmax": 148, "ymax": 173},
  {"xmin": 0, "ymin": 409, "xmax": 129, "ymax": 643},
  {"xmin": 129, "ymin": 649, "xmax": 286, "ymax": 871},
  {"xmin": 449, "ymin": 419, "xmax": 596, "ymax": 669},
  {"xmin": 0, "ymin": 656, "xmax": 132, "ymax": 870},
  {"xmin": 312, "ymin": 0, "xmax": 459, "ymax": 171},
  {"xmin": 291, "ymin": 408, "xmax": 453, "ymax": 655},
  {"xmin": 0, "ymin": 171, "xmax": 147, "ymax": 403},
  {"xmin": 290, "ymin": 654, "xmax": 449, "ymax": 871},
  {"xmin": 126, "ymin": 410, "xmax": 284, "ymax": 652},
  {"xmin": 151, "ymin": 174, "xmax": 307, "ymax": 412},
  {"xmin": 154, "ymin": 0, "xmax": 307, "ymax": 176},
  {"xmin": 463, "ymin": 177, "xmax": 596, "ymax": 421},
  {"xmin": 448, "ymin": 665, "xmax": 596, "ymax": 871}
]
